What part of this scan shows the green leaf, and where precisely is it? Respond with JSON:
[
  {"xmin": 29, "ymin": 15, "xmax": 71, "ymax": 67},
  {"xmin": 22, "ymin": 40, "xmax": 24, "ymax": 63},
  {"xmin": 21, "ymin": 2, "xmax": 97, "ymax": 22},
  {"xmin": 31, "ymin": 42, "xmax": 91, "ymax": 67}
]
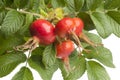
[
  {"xmin": 60, "ymin": 50, "xmax": 86, "ymax": 80},
  {"xmin": 18, "ymin": 14, "xmax": 33, "ymax": 35},
  {"xmin": 44, "ymin": 0, "xmax": 50, "ymax": 4},
  {"xmin": 90, "ymin": 12, "xmax": 112, "ymax": 38},
  {"xmin": 78, "ymin": 12, "xmax": 95, "ymax": 30},
  {"xmin": 84, "ymin": 31, "xmax": 102, "ymax": 44},
  {"xmin": 0, "ymin": 52, "xmax": 26, "ymax": 77},
  {"xmin": 105, "ymin": 0, "xmax": 120, "ymax": 9},
  {"xmin": 0, "ymin": 10, "xmax": 6, "ymax": 25},
  {"xmin": 32, "ymin": 0, "xmax": 40, "ymax": 12},
  {"xmin": 2, "ymin": 0, "xmax": 13, "ymax": 6},
  {"xmin": 0, "ymin": 35, "xmax": 24, "ymax": 55},
  {"xmin": 28, "ymin": 55, "xmax": 58, "ymax": 80},
  {"xmin": 65, "ymin": 0, "xmax": 84, "ymax": 12},
  {"xmin": 74, "ymin": 0, "xmax": 84, "ymax": 12},
  {"xmin": 12, "ymin": 67, "xmax": 33, "ymax": 80},
  {"xmin": 107, "ymin": 11, "xmax": 120, "ymax": 37},
  {"xmin": 13, "ymin": 0, "xmax": 29, "ymax": 8},
  {"xmin": 86, "ymin": 0, "xmax": 103, "ymax": 10},
  {"xmin": 83, "ymin": 46, "xmax": 115, "ymax": 68},
  {"xmin": 51, "ymin": 0, "xmax": 65, "ymax": 8},
  {"xmin": 81, "ymin": 31, "xmax": 102, "ymax": 48},
  {"xmin": 66, "ymin": 57, "xmax": 86, "ymax": 80},
  {"xmin": 0, "ymin": 0, "xmax": 4, "ymax": 6},
  {"xmin": 26, "ymin": 0, "xmax": 34, "ymax": 9},
  {"xmin": 39, "ymin": 0, "xmax": 47, "ymax": 10},
  {"xmin": 104, "ymin": 0, "xmax": 110, "ymax": 3},
  {"xmin": 32, "ymin": 0, "xmax": 46, "ymax": 12},
  {"xmin": 31, "ymin": 46, "xmax": 45, "ymax": 56},
  {"xmin": 87, "ymin": 61, "xmax": 110, "ymax": 80},
  {"xmin": 42, "ymin": 44, "xmax": 56, "ymax": 68},
  {"xmin": 0, "ymin": 10, "xmax": 24, "ymax": 36}
]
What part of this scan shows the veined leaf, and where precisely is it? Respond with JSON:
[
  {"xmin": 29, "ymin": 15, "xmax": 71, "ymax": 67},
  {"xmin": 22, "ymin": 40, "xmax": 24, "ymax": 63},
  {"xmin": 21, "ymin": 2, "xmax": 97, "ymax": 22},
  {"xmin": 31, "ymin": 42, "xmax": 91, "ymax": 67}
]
[
  {"xmin": 84, "ymin": 31, "xmax": 102, "ymax": 44},
  {"xmin": 28, "ymin": 55, "xmax": 58, "ymax": 80},
  {"xmin": 42, "ymin": 44, "xmax": 56, "ymax": 68},
  {"xmin": 90, "ymin": 12, "xmax": 112, "ymax": 38},
  {"xmin": 12, "ymin": 67, "xmax": 33, "ymax": 80},
  {"xmin": 1, "ymin": 10, "xmax": 24, "ymax": 36},
  {"xmin": 44, "ymin": 0, "xmax": 50, "ymax": 4},
  {"xmin": 13, "ymin": 0, "xmax": 29, "ymax": 8},
  {"xmin": 39, "ymin": 0, "xmax": 46, "ymax": 10},
  {"xmin": 0, "ymin": 10, "xmax": 6, "ymax": 25},
  {"xmin": 104, "ymin": 0, "xmax": 111, "ymax": 3},
  {"xmin": 32, "ymin": 0, "xmax": 40, "ymax": 12},
  {"xmin": 78, "ymin": 12, "xmax": 95, "ymax": 30},
  {"xmin": 83, "ymin": 46, "xmax": 115, "ymax": 68},
  {"xmin": 65, "ymin": 0, "xmax": 84, "ymax": 12},
  {"xmin": 51, "ymin": 0, "xmax": 65, "ymax": 8},
  {"xmin": 18, "ymin": 14, "xmax": 33, "ymax": 35},
  {"xmin": 32, "ymin": 0, "xmax": 46, "ymax": 12},
  {"xmin": 31, "ymin": 46, "xmax": 45, "ymax": 56},
  {"xmin": 0, "ymin": 53, "xmax": 26, "ymax": 77},
  {"xmin": 73, "ymin": 0, "xmax": 84, "ymax": 12},
  {"xmin": 86, "ymin": 0, "xmax": 103, "ymax": 10},
  {"xmin": 81, "ymin": 31, "xmax": 102, "ymax": 48},
  {"xmin": 87, "ymin": 61, "xmax": 110, "ymax": 80},
  {"xmin": 0, "ymin": 0, "xmax": 4, "ymax": 6},
  {"xmin": 2, "ymin": 0, "xmax": 13, "ymax": 6},
  {"xmin": 26, "ymin": 0, "xmax": 34, "ymax": 9},
  {"xmin": 60, "ymin": 50, "xmax": 86, "ymax": 80},
  {"xmin": 0, "ymin": 35, "xmax": 24, "ymax": 55},
  {"xmin": 66, "ymin": 57, "xmax": 86, "ymax": 80},
  {"xmin": 107, "ymin": 11, "xmax": 120, "ymax": 37},
  {"xmin": 105, "ymin": 0, "xmax": 120, "ymax": 9}
]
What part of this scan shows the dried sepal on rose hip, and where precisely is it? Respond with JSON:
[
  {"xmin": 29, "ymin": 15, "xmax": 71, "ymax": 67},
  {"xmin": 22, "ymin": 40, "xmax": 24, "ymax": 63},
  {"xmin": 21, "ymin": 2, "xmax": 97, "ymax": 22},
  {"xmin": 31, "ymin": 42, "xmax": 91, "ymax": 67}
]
[
  {"xmin": 56, "ymin": 40, "xmax": 74, "ymax": 72},
  {"xmin": 15, "ymin": 19, "xmax": 56, "ymax": 51}
]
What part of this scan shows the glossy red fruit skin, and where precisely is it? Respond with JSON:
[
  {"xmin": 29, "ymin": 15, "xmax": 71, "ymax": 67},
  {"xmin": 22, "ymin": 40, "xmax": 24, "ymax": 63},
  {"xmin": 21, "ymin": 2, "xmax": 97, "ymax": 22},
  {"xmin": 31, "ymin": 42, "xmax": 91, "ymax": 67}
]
[
  {"xmin": 55, "ymin": 17, "xmax": 74, "ymax": 38},
  {"xmin": 56, "ymin": 40, "xmax": 74, "ymax": 59},
  {"xmin": 73, "ymin": 18, "xmax": 84, "ymax": 36},
  {"xmin": 30, "ymin": 19, "xmax": 55, "ymax": 45},
  {"xmin": 55, "ymin": 17, "xmax": 84, "ymax": 38}
]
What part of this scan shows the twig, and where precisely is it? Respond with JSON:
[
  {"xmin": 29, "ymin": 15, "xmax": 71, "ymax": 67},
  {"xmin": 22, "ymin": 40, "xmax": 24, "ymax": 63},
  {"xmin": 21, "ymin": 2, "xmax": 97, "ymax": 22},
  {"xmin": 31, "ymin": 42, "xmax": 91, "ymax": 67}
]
[{"xmin": 5, "ymin": 7, "xmax": 43, "ymax": 17}]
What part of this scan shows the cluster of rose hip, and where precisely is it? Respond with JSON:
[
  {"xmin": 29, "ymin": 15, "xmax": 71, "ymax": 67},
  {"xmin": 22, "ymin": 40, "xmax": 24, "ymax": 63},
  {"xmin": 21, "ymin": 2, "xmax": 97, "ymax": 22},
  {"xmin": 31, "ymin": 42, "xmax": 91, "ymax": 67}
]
[
  {"xmin": 30, "ymin": 17, "xmax": 84, "ymax": 58},
  {"xmin": 16, "ymin": 17, "xmax": 91, "ymax": 71}
]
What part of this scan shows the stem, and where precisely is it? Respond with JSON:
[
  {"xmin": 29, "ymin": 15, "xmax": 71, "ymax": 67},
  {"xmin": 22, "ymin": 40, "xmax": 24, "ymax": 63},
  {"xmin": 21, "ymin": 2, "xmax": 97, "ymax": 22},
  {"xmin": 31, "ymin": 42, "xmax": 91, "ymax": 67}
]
[
  {"xmin": 56, "ymin": 36, "xmax": 62, "ymax": 44},
  {"xmin": 25, "ymin": 49, "xmax": 32, "ymax": 67},
  {"xmin": 71, "ymin": 31, "xmax": 83, "ymax": 55},
  {"xmin": 79, "ymin": 33, "xmax": 103, "ymax": 47},
  {"xmin": 80, "ymin": 33, "xmax": 96, "ymax": 47},
  {"xmin": 5, "ymin": 7, "xmax": 43, "ymax": 18},
  {"xmin": 71, "ymin": 31, "xmax": 91, "ymax": 54},
  {"xmin": 63, "ymin": 57, "xmax": 71, "ymax": 73}
]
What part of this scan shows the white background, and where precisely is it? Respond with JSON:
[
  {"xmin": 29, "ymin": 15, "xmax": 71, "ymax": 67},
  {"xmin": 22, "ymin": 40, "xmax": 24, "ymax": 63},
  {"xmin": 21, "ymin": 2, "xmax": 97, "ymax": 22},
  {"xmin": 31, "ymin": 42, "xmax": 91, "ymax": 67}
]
[{"xmin": 0, "ymin": 31, "xmax": 120, "ymax": 80}]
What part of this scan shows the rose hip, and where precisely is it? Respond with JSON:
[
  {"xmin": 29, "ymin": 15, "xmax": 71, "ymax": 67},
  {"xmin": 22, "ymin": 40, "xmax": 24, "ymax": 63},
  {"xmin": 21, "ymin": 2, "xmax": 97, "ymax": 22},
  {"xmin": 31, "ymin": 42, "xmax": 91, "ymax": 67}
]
[
  {"xmin": 56, "ymin": 40, "xmax": 74, "ymax": 59},
  {"xmin": 55, "ymin": 17, "xmax": 74, "ymax": 38},
  {"xmin": 15, "ymin": 19, "xmax": 56, "ymax": 51},
  {"xmin": 30, "ymin": 19, "xmax": 55, "ymax": 45},
  {"xmin": 55, "ymin": 17, "xmax": 84, "ymax": 38}
]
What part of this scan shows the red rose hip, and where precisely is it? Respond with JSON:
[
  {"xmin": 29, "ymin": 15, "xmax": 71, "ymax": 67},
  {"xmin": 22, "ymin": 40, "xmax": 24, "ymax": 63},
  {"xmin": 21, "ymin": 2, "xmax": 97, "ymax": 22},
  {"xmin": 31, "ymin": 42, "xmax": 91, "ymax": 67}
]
[
  {"xmin": 30, "ymin": 19, "xmax": 55, "ymax": 45},
  {"xmin": 73, "ymin": 18, "xmax": 84, "ymax": 36},
  {"xmin": 56, "ymin": 40, "xmax": 74, "ymax": 59},
  {"xmin": 55, "ymin": 17, "xmax": 74, "ymax": 38},
  {"xmin": 15, "ymin": 19, "xmax": 56, "ymax": 51},
  {"xmin": 55, "ymin": 17, "xmax": 84, "ymax": 38}
]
